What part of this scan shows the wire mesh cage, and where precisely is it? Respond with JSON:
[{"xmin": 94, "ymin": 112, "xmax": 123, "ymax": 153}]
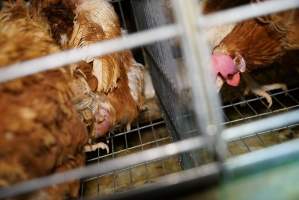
[
  {"xmin": 74, "ymin": 0, "xmax": 299, "ymax": 197},
  {"xmin": 0, "ymin": 0, "xmax": 299, "ymax": 200},
  {"xmin": 130, "ymin": 0, "xmax": 203, "ymax": 169}
]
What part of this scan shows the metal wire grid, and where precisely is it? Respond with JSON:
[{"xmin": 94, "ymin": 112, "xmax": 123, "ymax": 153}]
[
  {"xmin": 130, "ymin": 0, "xmax": 208, "ymax": 169},
  {"xmin": 172, "ymin": 87, "xmax": 299, "ymax": 137},
  {"xmin": 80, "ymin": 112, "xmax": 198, "ymax": 198},
  {"xmin": 85, "ymin": 119, "xmax": 170, "ymax": 165},
  {"xmin": 80, "ymin": 86, "xmax": 299, "ymax": 198},
  {"xmin": 225, "ymin": 87, "xmax": 299, "ymax": 156},
  {"xmin": 83, "ymin": 2, "xmax": 176, "ymax": 196},
  {"xmin": 223, "ymin": 87, "xmax": 299, "ymax": 125},
  {"xmin": 81, "ymin": 115, "xmax": 181, "ymax": 197},
  {"xmin": 1, "ymin": 0, "xmax": 299, "ymax": 199}
]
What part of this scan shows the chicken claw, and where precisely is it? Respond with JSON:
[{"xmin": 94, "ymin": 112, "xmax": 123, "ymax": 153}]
[
  {"xmin": 261, "ymin": 83, "xmax": 287, "ymax": 93},
  {"xmin": 244, "ymin": 86, "xmax": 273, "ymax": 108},
  {"xmin": 244, "ymin": 83, "xmax": 288, "ymax": 108},
  {"xmin": 84, "ymin": 142, "xmax": 109, "ymax": 154},
  {"xmin": 243, "ymin": 73, "xmax": 287, "ymax": 108}
]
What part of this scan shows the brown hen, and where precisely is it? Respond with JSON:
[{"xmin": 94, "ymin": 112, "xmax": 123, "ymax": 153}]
[
  {"xmin": 212, "ymin": 0, "xmax": 299, "ymax": 107},
  {"xmin": 69, "ymin": 0, "xmax": 144, "ymax": 145},
  {"xmin": 0, "ymin": 2, "xmax": 91, "ymax": 199},
  {"xmin": 33, "ymin": 0, "xmax": 145, "ymax": 151}
]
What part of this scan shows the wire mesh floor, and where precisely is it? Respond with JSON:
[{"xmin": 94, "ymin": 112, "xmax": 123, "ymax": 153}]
[
  {"xmin": 226, "ymin": 87, "xmax": 299, "ymax": 156},
  {"xmin": 81, "ymin": 87, "xmax": 299, "ymax": 198},
  {"xmin": 81, "ymin": 99, "xmax": 182, "ymax": 197}
]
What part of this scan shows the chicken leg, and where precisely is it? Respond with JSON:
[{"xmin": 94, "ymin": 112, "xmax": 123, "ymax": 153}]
[{"xmin": 242, "ymin": 73, "xmax": 287, "ymax": 108}]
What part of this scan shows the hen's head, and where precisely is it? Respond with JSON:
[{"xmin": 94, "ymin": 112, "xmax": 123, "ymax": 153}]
[
  {"xmin": 211, "ymin": 53, "xmax": 246, "ymax": 92},
  {"xmin": 91, "ymin": 95, "xmax": 115, "ymax": 139}
]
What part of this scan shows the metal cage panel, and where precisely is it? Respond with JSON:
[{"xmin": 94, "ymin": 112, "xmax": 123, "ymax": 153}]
[{"xmin": 0, "ymin": 0, "xmax": 299, "ymax": 199}]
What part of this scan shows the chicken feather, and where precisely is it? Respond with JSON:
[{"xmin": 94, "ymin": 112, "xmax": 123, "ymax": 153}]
[
  {"xmin": 69, "ymin": 0, "xmax": 121, "ymax": 93},
  {"xmin": 212, "ymin": 0, "xmax": 299, "ymax": 107},
  {"xmin": 30, "ymin": 0, "xmax": 144, "ymax": 144},
  {"xmin": 0, "ymin": 2, "xmax": 88, "ymax": 199},
  {"xmin": 67, "ymin": 0, "xmax": 144, "ymax": 136}
]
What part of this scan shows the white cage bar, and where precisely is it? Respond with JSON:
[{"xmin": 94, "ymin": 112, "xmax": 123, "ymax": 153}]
[{"xmin": 0, "ymin": 0, "xmax": 299, "ymax": 199}]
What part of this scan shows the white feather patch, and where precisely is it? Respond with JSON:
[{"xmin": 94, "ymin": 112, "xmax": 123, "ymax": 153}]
[
  {"xmin": 76, "ymin": 0, "xmax": 118, "ymax": 35},
  {"xmin": 144, "ymin": 70, "xmax": 155, "ymax": 100},
  {"xmin": 60, "ymin": 34, "xmax": 68, "ymax": 47},
  {"xmin": 92, "ymin": 59, "xmax": 103, "ymax": 91},
  {"xmin": 127, "ymin": 61, "xmax": 144, "ymax": 104},
  {"xmin": 205, "ymin": 23, "xmax": 236, "ymax": 49},
  {"xmin": 198, "ymin": 2, "xmax": 236, "ymax": 48}
]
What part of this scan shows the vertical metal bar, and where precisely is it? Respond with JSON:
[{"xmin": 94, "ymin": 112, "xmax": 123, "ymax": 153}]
[
  {"xmin": 241, "ymin": 138, "xmax": 252, "ymax": 152},
  {"xmin": 149, "ymin": 120, "xmax": 167, "ymax": 174},
  {"xmin": 223, "ymin": 110, "xmax": 231, "ymax": 123},
  {"xmin": 231, "ymin": 103, "xmax": 244, "ymax": 118},
  {"xmin": 272, "ymin": 95, "xmax": 296, "ymax": 139},
  {"xmin": 80, "ymin": 182, "xmax": 84, "ymax": 199},
  {"xmin": 123, "ymin": 130, "xmax": 133, "ymax": 185},
  {"xmin": 136, "ymin": 121, "xmax": 150, "ymax": 182},
  {"xmin": 118, "ymin": 1, "xmax": 128, "ymax": 30},
  {"xmin": 172, "ymin": 0, "xmax": 226, "ymax": 160},
  {"xmin": 288, "ymin": 91, "xmax": 299, "ymax": 104},
  {"xmin": 110, "ymin": 131, "xmax": 117, "ymax": 192},
  {"xmin": 97, "ymin": 148, "xmax": 101, "ymax": 196},
  {"xmin": 231, "ymin": 102, "xmax": 265, "ymax": 147}
]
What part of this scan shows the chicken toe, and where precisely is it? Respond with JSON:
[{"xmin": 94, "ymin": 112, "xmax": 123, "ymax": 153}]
[
  {"xmin": 84, "ymin": 142, "xmax": 109, "ymax": 154},
  {"xmin": 261, "ymin": 83, "xmax": 288, "ymax": 94},
  {"xmin": 242, "ymin": 73, "xmax": 287, "ymax": 108},
  {"xmin": 245, "ymin": 83, "xmax": 288, "ymax": 108},
  {"xmin": 246, "ymin": 86, "xmax": 273, "ymax": 108}
]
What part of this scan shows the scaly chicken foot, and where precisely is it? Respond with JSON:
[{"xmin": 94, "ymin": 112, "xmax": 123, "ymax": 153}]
[
  {"xmin": 84, "ymin": 142, "xmax": 109, "ymax": 154},
  {"xmin": 243, "ymin": 73, "xmax": 287, "ymax": 108},
  {"xmin": 244, "ymin": 83, "xmax": 288, "ymax": 108}
]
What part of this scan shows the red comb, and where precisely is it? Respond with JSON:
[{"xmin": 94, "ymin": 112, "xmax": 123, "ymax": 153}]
[{"xmin": 211, "ymin": 53, "xmax": 240, "ymax": 87}]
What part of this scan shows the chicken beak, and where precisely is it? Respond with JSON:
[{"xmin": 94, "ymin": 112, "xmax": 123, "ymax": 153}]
[
  {"xmin": 215, "ymin": 75, "xmax": 224, "ymax": 92},
  {"xmin": 226, "ymin": 73, "xmax": 240, "ymax": 87}
]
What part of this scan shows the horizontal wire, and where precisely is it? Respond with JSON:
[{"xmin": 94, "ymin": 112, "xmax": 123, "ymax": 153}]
[
  {"xmin": 94, "ymin": 137, "xmax": 299, "ymax": 200},
  {"xmin": 226, "ymin": 136, "xmax": 299, "ymax": 171},
  {"xmin": 198, "ymin": 0, "xmax": 299, "ymax": 27},
  {"xmin": 0, "ymin": 24, "xmax": 180, "ymax": 83},
  {"xmin": 0, "ymin": 135, "xmax": 206, "ymax": 199},
  {"xmin": 223, "ymin": 109, "xmax": 299, "ymax": 141}
]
